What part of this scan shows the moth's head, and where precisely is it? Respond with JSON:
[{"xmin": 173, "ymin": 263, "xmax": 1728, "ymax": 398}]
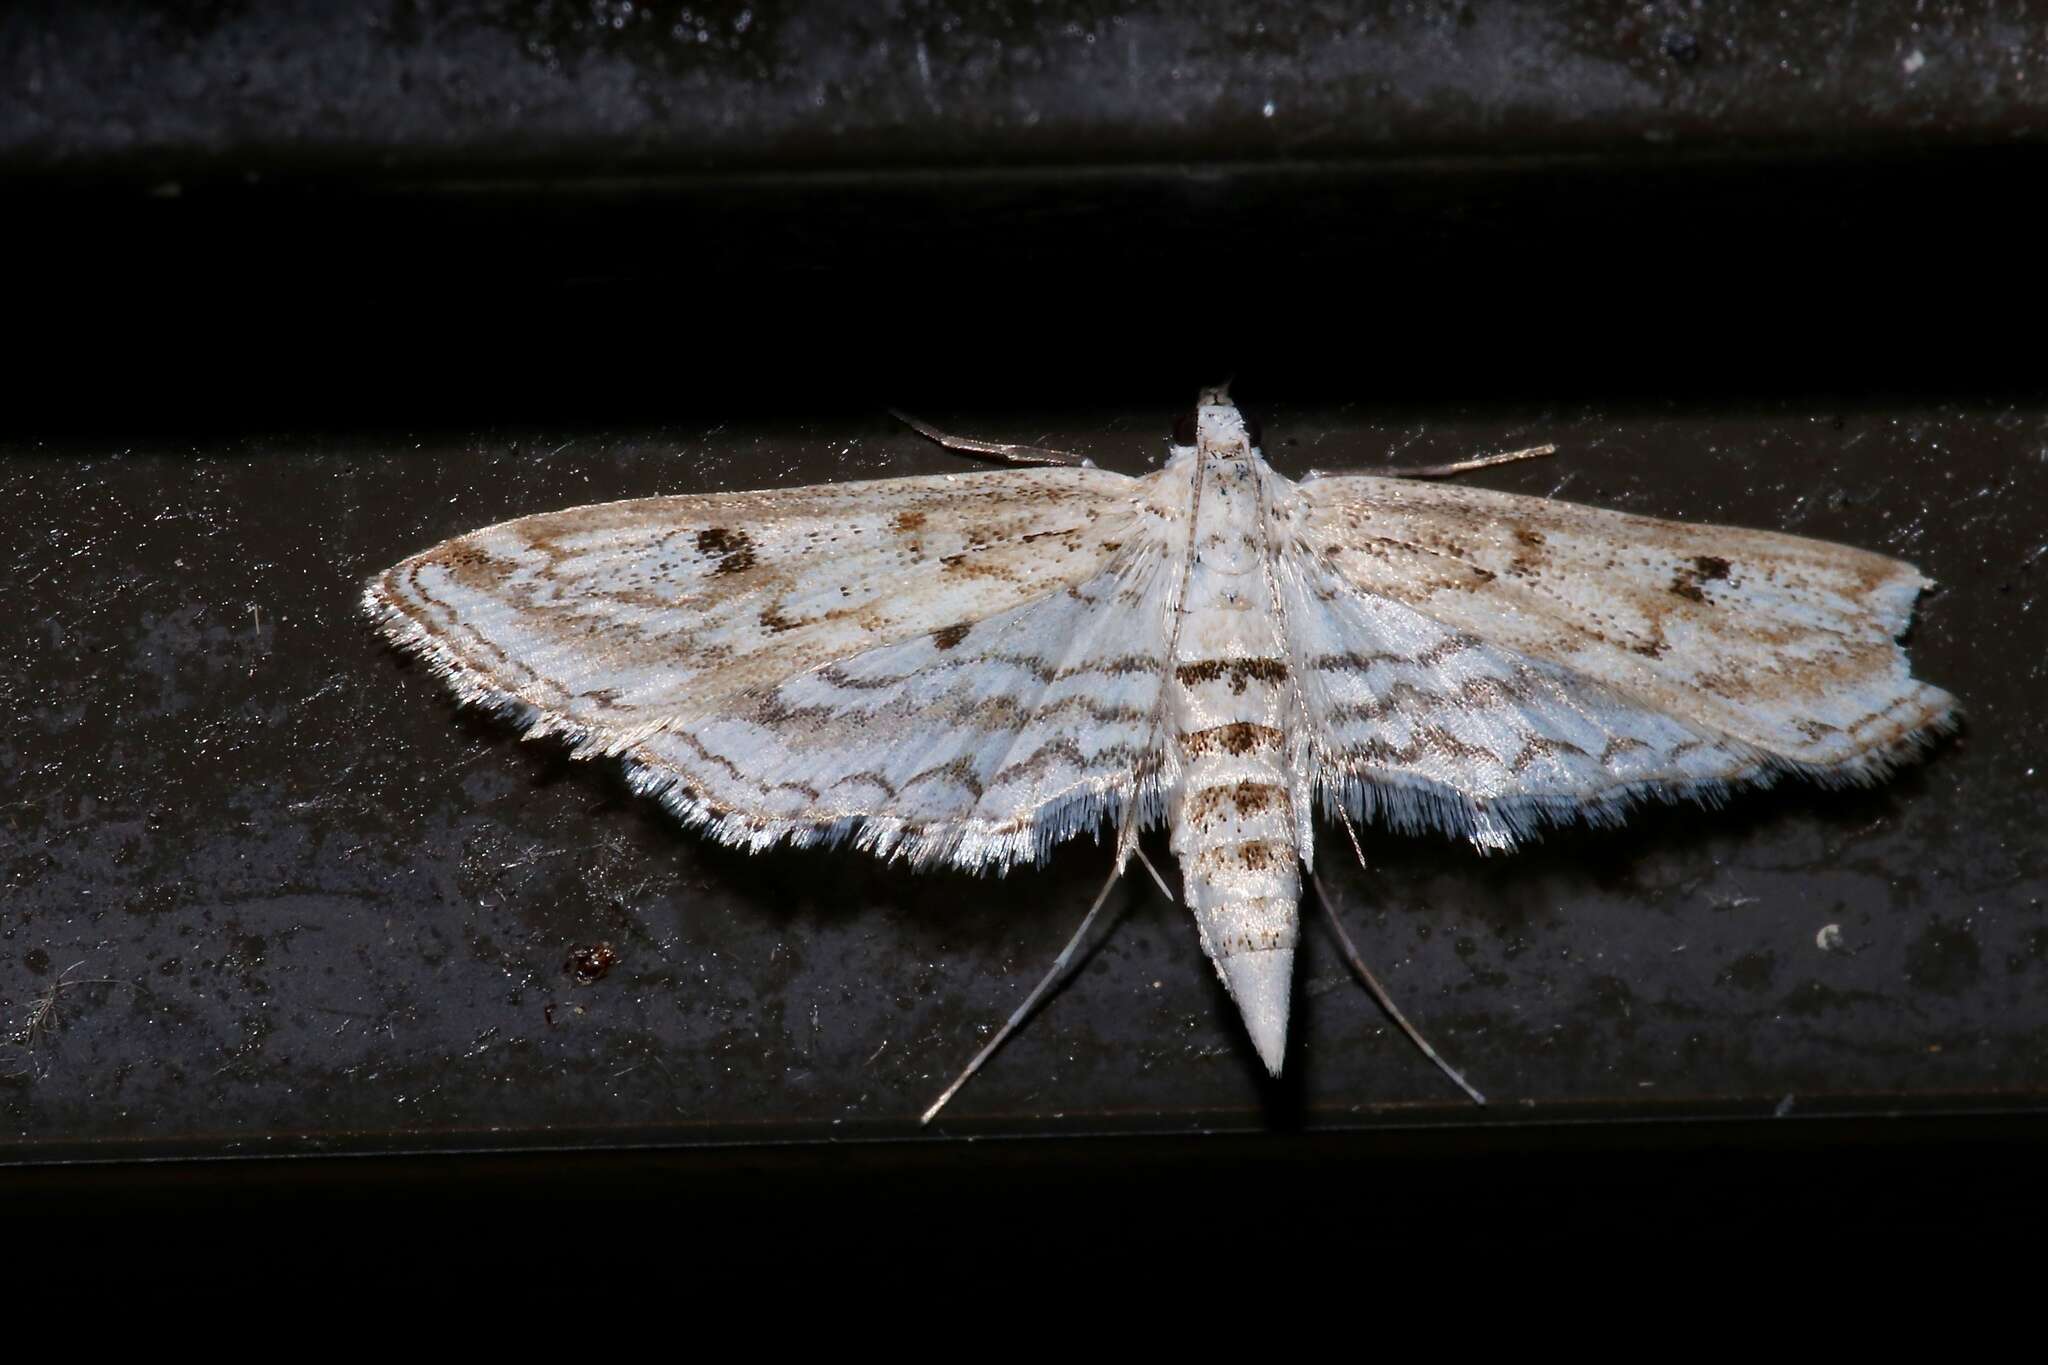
[{"xmin": 1172, "ymin": 384, "xmax": 1263, "ymax": 454}]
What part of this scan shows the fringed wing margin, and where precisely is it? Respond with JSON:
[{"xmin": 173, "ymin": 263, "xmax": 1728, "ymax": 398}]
[
  {"xmin": 1281, "ymin": 476, "xmax": 1957, "ymax": 850},
  {"xmin": 366, "ymin": 466, "xmax": 1179, "ymax": 870}
]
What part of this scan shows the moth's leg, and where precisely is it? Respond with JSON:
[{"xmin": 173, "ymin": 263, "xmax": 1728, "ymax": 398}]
[
  {"xmin": 919, "ymin": 848, "xmax": 1126, "ymax": 1125},
  {"xmin": 920, "ymin": 834, "xmax": 1174, "ymax": 1125},
  {"xmin": 1311, "ymin": 803, "xmax": 1487, "ymax": 1105},
  {"xmin": 890, "ymin": 409, "xmax": 1098, "ymax": 468},
  {"xmin": 1303, "ymin": 442, "xmax": 1556, "ymax": 482}
]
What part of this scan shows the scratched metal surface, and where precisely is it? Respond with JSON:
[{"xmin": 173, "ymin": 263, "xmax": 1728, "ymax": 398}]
[
  {"xmin": 3, "ymin": 393, "xmax": 2043, "ymax": 1160},
  {"xmin": 5, "ymin": 0, "xmax": 2043, "ymax": 176}
]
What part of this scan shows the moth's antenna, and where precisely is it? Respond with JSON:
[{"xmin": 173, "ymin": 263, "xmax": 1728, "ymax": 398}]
[
  {"xmin": 1314, "ymin": 806, "xmax": 1487, "ymax": 1106},
  {"xmin": 919, "ymin": 854, "xmax": 1128, "ymax": 1126},
  {"xmin": 1305, "ymin": 442, "xmax": 1556, "ymax": 483},
  {"xmin": 890, "ymin": 409, "xmax": 1097, "ymax": 469}
]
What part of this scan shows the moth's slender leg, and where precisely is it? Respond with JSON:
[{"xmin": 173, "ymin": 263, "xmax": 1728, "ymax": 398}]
[
  {"xmin": 1311, "ymin": 876, "xmax": 1486, "ymax": 1106},
  {"xmin": 1313, "ymin": 806, "xmax": 1487, "ymax": 1105},
  {"xmin": 1303, "ymin": 442, "xmax": 1556, "ymax": 482},
  {"xmin": 890, "ymin": 409, "xmax": 1098, "ymax": 469},
  {"xmin": 920, "ymin": 853, "xmax": 1128, "ymax": 1126}
]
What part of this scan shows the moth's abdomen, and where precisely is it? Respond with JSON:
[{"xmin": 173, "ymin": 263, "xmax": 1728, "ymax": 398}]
[
  {"xmin": 1163, "ymin": 453, "xmax": 1302, "ymax": 1075},
  {"xmin": 1169, "ymin": 704, "xmax": 1301, "ymax": 1078}
]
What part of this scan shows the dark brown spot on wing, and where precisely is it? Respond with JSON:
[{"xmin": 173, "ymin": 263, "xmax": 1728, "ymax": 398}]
[
  {"xmin": 696, "ymin": 527, "xmax": 758, "ymax": 575},
  {"xmin": 1670, "ymin": 553, "xmax": 1734, "ymax": 604},
  {"xmin": 892, "ymin": 510, "xmax": 927, "ymax": 533},
  {"xmin": 939, "ymin": 553, "xmax": 1010, "ymax": 581},
  {"xmin": 417, "ymin": 541, "xmax": 514, "ymax": 592},
  {"xmin": 932, "ymin": 623, "xmax": 971, "ymax": 650},
  {"xmin": 425, "ymin": 542, "xmax": 494, "ymax": 571}
]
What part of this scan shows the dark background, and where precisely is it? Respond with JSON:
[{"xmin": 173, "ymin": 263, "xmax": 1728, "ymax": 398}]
[{"xmin": 4, "ymin": 1, "xmax": 2045, "ymax": 1232}]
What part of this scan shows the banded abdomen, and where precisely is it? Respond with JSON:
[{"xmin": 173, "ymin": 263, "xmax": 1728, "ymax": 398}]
[{"xmin": 1165, "ymin": 451, "xmax": 1302, "ymax": 1074}]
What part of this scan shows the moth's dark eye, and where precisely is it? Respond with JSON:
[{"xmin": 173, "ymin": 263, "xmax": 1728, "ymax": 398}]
[
  {"xmin": 1172, "ymin": 410, "xmax": 1198, "ymax": 446},
  {"xmin": 1243, "ymin": 413, "xmax": 1263, "ymax": 449}
]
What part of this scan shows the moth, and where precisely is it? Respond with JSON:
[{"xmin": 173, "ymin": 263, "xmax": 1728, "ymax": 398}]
[{"xmin": 365, "ymin": 390, "xmax": 1957, "ymax": 1117}]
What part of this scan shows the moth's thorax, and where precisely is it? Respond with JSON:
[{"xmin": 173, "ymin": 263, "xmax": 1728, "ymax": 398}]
[{"xmin": 1192, "ymin": 391, "xmax": 1255, "ymax": 456}]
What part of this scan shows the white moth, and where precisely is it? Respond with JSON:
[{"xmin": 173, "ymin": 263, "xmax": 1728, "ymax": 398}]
[{"xmin": 365, "ymin": 389, "xmax": 1957, "ymax": 1115}]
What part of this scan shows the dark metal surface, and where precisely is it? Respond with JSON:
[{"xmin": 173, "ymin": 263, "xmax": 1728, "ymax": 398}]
[
  {"xmin": 3, "ymin": 2, "xmax": 2046, "ymax": 1183},
  {"xmin": 4, "ymin": 1, "xmax": 2043, "ymax": 176}
]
